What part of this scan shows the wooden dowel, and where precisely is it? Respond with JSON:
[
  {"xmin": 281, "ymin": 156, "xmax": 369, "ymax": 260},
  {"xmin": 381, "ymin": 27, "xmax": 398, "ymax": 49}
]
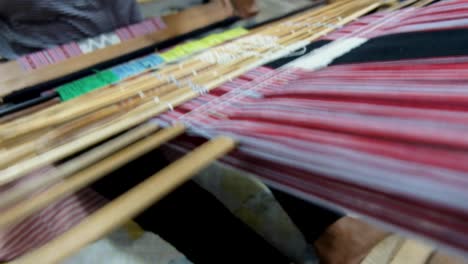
[
  {"xmin": 0, "ymin": 124, "xmax": 186, "ymax": 228},
  {"xmin": 412, "ymin": 0, "xmax": 438, "ymax": 7},
  {"xmin": 0, "ymin": 122, "xmax": 159, "ymax": 210},
  {"xmin": 12, "ymin": 136, "xmax": 235, "ymax": 264},
  {"xmin": 0, "ymin": 101, "xmax": 170, "ymax": 185},
  {"xmin": 0, "ymin": 98, "xmax": 60, "ymax": 124},
  {"xmin": 386, "ymin": 0, "xmax": 418, "ymax": 11}
]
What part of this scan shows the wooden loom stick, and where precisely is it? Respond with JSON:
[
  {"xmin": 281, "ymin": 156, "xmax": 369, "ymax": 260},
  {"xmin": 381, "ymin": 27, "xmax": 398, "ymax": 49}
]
[
  {"xmin": 0, "ymin": 101, "xmax": 172, "ymax": 185},
  {"xmin": 412, "ymin": 0, "xmax": 439, "ymax": 8},
  {"xmin": 0, "ymin": 98, "xmax": 60, "ymax": 124},
  {"xmin": 11, "ymin": 136, "xmax": 235, "ymax": 264},
  {"xmin": 0, "ymin": 1, "xmax": 380, "ymax": 185},
  {"xmin": 0, "ymin": 103, "xmax": 137, "ymax": 168},
  {"xmin": 0, "ymin": 124, "xmax": 186, "ymax": 229},
  {"xmin": 246, "ymin": 0, "xmax": 361, "ymax": 38},
  {"xmin": 386, "ymin": 0, "xmax": 419, "ymax": 11},
  {"xmin": 0, "ymin": 122, "xmax": 160, "ymax": 210},
  {"xmin": 0, "ymin": 0, "xmax": 376, "ymax": 143},
  {"xmin": 0, "ymin": 86, "xmax": 198, "ymax": 186},
  {"xmin": 0, "ymin": 59, "xmax": 215, "ymax": 158},
  {"xmin": 0, "ymin": 0, "xmax": 235, "ymax": 98}
]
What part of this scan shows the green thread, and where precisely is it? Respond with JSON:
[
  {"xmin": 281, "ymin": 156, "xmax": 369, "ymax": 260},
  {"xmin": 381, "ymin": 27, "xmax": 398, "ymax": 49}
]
[{"xmin": 57, "ymin": 70, "xmax": 119, "ymax": 101}]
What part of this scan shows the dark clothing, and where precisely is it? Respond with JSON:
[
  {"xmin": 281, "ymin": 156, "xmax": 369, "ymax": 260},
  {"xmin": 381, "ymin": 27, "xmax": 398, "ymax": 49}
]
[{"xmin": 0, "ymin": 0, "xmax": 142, "ymax": 59}]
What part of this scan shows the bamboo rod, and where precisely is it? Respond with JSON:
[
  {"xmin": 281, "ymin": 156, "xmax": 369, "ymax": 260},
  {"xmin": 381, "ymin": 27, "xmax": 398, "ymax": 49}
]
[
  {"xmin": 11, "ymin": 136, "xmax": 235, "ymax": 264},
  {"xmin": 0, "ymin": 102, "xmax": 170, "ymax": 185},
  {"xmin": 0, "ymin": 124, "xmax": 185, "ymax": 228},
  {"xmin": 0, "ymin": 122, "xmax": 160, "ymax": 210},
  {"xmin": 412, "ymin": 0, "xmax": 438, "ymax": 7},
  {"xmin": 386, "ymin": 0, "xmax": 419, "ymax": 11},
  {"xmin": 0, "ymin": 98, "xmax": 60, "ymax": 124}
]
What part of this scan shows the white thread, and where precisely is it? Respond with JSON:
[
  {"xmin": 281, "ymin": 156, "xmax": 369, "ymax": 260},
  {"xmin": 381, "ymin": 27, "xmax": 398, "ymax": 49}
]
[
  {"xmin": 167, "ymin": 103, "xmax": 174, "ymax": 111},
  {"xmin": 288, "ymin": 37, "xmax": 367, "ymax": 70},
  {"xmin": 151, "ymin": 118, "xmax": 171, "ymax": 128},
  {"xmin": 177, "ymin": 67, "xmax": 294, "ymax": 123},
  {"xmin": 195, "ymin": 35, "xmax": 280, "ymax": 64},
  {"xmin": 283, "ymin": 46, "xmax": 308, "ymax": 58},
  {"xmin": 187, "ymin": 81, "xmax": 198, "ymax": 91},
  {"xmin": 198, "ymin": 89, "xmax": 207, "ymax": 95},
  {"xmin": 192, "ymin": 69, "xmax": 198, "ymax": 76},
  {"xmin": 202, "ymin": 87, "xmax": 210, "ymax": 94},
  {"xmin": 153, "ymin": 72, "xmax": 162, "ymax": 80},
  {"xmin": 153, "ymin": 97, "xmax": 160, "ymax": 103},
  {"xmin": 138, "ymin": 91, "xmax": 145, "ymax": 98},
  {"xmin": 286, "ymin": 7, "xmax": 415, "ymax": 71}
]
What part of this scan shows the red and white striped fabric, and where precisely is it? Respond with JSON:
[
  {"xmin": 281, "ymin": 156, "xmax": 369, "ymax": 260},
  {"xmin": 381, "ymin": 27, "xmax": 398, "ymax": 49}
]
[
  {"xmin": 17, "ymin": 17, "xmax": 166, "ymax": 71},
  {"xmin": 323, "ymin": 0, "xmax": 468, "ymax": 40},
  {"xmin": 155, "ymin": 55, "xmax": 468, "ymax": 255},
  {"xmin": 0, "ymin": 167, "xmax": 107, "ymax": 261}
]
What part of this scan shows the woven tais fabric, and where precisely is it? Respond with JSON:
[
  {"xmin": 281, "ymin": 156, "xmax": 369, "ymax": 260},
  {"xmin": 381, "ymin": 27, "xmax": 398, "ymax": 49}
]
[
  {"xmin": 0, "ymin": 0, "xmax": 143, "ymax": 59},
  {"xmin": 152, "ymin": 1, "xmax": 468, "ymax": 252},
  {"xmin": 157, "ymin": 59, "xmax": 468, "ymax": 254},
  {"xmin": 0, "ymin": 188, "xmax": 107, "ymax": 261},
  {"xmin": 16, "ymin": 16, "xmax": 166, "ymax": 71}
]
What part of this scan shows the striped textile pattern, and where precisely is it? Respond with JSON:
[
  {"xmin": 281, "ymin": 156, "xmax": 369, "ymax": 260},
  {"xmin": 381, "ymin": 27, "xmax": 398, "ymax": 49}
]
[
  {"xmin": 3, "ymin": 0, "xmax": 467, "ymax": 261},
  {"xmin": 0, "ymin": 187, "xmax": 107, "ymax": 261},
  {"xmin": 16, "ymin": 17, "xmax": 166, "ymax": 71},
  {"xmin": 323, "ymin": 0, "xmax": 468, "ymax": 40},
  {"xmin": 153, "ymin": 0, "xmax": 468, "ymax": 254},
  {"xmin": 157, "ymin": 57, "xmax": 468, "ymax": 255}
]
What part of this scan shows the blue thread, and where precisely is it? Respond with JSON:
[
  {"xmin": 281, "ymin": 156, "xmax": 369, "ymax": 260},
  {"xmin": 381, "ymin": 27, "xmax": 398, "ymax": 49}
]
[{"xmin": 110, "ymin": 54, "xmax": 164, "ymax": 80}]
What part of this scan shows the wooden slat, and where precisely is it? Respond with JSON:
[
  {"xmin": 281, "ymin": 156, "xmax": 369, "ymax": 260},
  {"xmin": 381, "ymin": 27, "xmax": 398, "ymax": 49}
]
[
  {"xmin": 12, "ymin": 136, "xmax": 235, "ymax": 264},
  {"xmin": 0, "ymin": 122, "xmax": 159, "ymax": 210},
  {"xmin": 0, "ymin": 124, "xmax": 186, "ymax": 229}
]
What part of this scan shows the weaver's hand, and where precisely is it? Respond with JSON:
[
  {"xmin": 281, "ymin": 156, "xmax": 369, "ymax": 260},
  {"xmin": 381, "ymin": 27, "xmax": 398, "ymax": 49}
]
[{"xmin": 230, "ymin": 0, "xmax": 258, "ymax": 18}]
